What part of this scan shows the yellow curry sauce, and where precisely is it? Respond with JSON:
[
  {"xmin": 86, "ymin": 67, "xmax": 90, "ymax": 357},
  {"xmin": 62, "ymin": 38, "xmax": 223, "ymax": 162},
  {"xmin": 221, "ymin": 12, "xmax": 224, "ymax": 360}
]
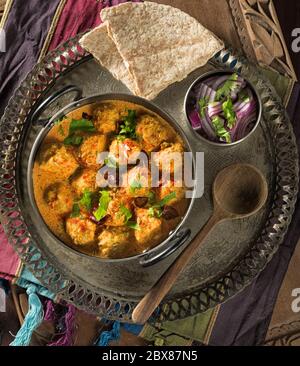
[{"xmin": 33, "ymin": 100, "xmax": 188, "ymax": 259}]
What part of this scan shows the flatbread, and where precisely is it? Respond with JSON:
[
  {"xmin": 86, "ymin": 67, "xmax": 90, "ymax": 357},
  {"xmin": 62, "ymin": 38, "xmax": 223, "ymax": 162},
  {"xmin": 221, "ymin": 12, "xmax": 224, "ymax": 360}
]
[
  {"xmin": 101, "ymin": 1, "xmax": 224, "ymax": 99},
  {"xmin": 79, "ymin": 22, "xmax": 137, "ymax": 93}
]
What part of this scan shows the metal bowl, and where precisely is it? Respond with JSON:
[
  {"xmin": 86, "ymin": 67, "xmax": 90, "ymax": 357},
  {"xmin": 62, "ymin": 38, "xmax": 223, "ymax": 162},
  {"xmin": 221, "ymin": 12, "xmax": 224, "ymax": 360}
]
[
  {"xmin": 27, "ymin": 90, "xmax": 196, "ymax": 267},
  {"xmin": 184, "ymin": 70, "xmax": 262, "ymax": 147}
]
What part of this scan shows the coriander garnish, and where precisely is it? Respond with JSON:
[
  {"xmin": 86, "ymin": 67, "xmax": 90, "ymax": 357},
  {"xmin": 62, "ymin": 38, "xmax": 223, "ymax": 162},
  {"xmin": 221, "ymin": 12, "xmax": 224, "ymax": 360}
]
[
  {"xmin": 118, "ymin": 204, "xmax": 133, "ymax": 223},
  {"xmin": 212, "ymin": 116, "xmax": 231, "ymax": 143},
  {"xmin": 70, "ymin": 203, "xmax": 80, "ymax": 218},
  {"xmin": 148, "ymin": 191, "xmax": 177, "ymax": 218},
  {"xmin": 126, "ymin": 221, "xmax": 140, "ymax": 230},
  {"xmin": 63, "ymin": 118, "xmax": 96, "ymax": 147},
  {"xmin": 93, "ymin": 190, "xmax": 111, "ymax": 222},
  {"xmin": 198, "ymin": 97, "xmax": 209, "ymax": 118},
  {"xmin": 215, "ymin": 73, "xmax": 238, "ymax": 101},
  {"xmin": 222, "ymin": 98, "xmax": 237, "ymax": 129},
  {"xmin": 117, "ymin": 110, "xmax": 137, "ymax": 140}
]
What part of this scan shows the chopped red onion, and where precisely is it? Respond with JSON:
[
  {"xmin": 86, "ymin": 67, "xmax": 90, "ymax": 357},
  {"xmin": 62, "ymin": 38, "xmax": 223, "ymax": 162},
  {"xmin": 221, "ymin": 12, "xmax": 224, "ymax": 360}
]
[{"xmin": 187, "ymin": 73, "xmax": 258, "ymax": 144}]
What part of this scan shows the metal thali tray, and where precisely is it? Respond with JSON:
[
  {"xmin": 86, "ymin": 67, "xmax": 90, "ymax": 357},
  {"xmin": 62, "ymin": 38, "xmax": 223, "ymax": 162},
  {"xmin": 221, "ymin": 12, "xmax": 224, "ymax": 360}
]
[{"xmin": 0, "ymin": 35, "xmax": 298, "ymax": 322}]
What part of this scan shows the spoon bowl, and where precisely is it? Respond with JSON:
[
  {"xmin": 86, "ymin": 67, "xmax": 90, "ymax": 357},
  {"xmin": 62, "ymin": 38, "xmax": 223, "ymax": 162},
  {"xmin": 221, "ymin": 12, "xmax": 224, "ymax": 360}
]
[{"xmin": 213, "ymin": 164, "xmax": 268, "ymax": 219}]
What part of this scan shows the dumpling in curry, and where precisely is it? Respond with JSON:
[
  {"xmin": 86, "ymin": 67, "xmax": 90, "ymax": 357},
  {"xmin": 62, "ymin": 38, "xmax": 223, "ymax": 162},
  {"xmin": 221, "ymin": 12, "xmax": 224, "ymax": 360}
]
[
  {"xmin": 93, "ymin": 104, "xmax": 120, "ymax": 134},
  {"xmin": 105, "ymin": 191, "xmax": 133, "ymax": 227},
  {"xmin": 71, "ymin": 169, "xmax": 98, "ymax": 196},
  {"xmin": 109, "ymin": 138, "xmax": 142, "ymax": 165},
  {"xmin": 158, "ymin": 179, "xmax": 186, "ymax": 206},
  {"xmin": 39, "ymin": 143, "xmax": 79, "ymax": 179},
  {"xmin": 66, "ymin": 216, "xmax": 97, "ymax": 246},
  {"xmin": 136, "ymin": 114, "xmax": 175, "ymax": 152},
  {"xmin": 44, "ymin": 182, "xmax": 75, "ymax": 216},
  {"xmin": 122, "ymin": 165, "xmax": 151, "ymax": 198},
  {"xmin": 134, "ymin": 208, "xmax": 163, "ymax": 247},
  {"xmin": 153, "ymin": 142, "xmax": 184, "ymax": 174},
  {"xmin": 98, "ymin": 227, "xmax": 137, "ymax": 258},
  {"xmin": 79, "ymin": 135, "xmax": 107, "ymax": 168}
]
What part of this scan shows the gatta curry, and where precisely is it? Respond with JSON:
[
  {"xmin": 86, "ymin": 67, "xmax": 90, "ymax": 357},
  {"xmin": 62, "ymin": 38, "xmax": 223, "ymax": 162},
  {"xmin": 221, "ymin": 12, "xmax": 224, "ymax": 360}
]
[{"xmin": 33, "ymin": 100, "xmax": 188, "ymax": 259}]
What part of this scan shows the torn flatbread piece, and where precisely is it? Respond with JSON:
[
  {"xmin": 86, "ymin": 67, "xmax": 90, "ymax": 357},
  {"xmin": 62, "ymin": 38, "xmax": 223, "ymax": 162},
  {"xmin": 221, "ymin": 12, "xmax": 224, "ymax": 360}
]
[
  {"xmin": 79, "ymin": 22, "xmax": 137, "ymax": 93},
  {"xmin": 101, "ymin": 1, "xmax": 224, "ymax": 99}
]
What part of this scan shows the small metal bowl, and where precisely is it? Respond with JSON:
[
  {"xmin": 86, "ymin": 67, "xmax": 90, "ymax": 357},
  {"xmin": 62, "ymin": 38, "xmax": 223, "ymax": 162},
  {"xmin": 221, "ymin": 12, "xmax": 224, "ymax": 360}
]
[{"xmin": 184, "ymin": 70, "xmax": 262, "ymax": 147}]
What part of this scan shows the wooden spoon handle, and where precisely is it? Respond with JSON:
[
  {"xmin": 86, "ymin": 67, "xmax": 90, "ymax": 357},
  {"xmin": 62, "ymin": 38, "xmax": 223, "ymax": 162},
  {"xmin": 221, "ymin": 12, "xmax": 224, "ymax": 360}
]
[{"xmin": 132, "ymin": 212, "xmax": 222, "ymax": 324}]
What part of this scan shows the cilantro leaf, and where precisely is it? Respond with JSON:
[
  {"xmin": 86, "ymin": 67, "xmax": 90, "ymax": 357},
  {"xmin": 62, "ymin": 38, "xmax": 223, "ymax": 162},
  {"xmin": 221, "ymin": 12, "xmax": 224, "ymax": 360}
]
[
  {"xmin": 126, "ymin": 221, "xmax": 140, "ymax": 230},
  {"xmin": 212, "ymin": 116, "xmax": 231, "ymax": 143},
  {"xmin": 58, "ymin": 125, "xmax": 65, "ymax": 137},
  {"xmin": 158, "ymin": 192, "xmax": 177, "ymax": 207},
  {"xmin": 198, "ymin": 97, "xmax": 208, "ymax": 118},
  {"xmin": 130, "ymin": 174, "xmax": 143, "ymax": 193},
  {"xmin": 69, "ymin": 118, "xmax": 96, "ymax": 134},
  {"xmin": 222, "ymin": 98, "xmax": 237, "ymax": 129},
  {"xmin": 148, "ymin": 192, "xmax": 177, "ymax": 218},
  {"xmin": 93, "ymin": 190, "xmax": 111, "ymax": 221},
  {"xmin": 148, "ymin": 206, "xmax": 163, "ymax": 218},
  {"xmin": 118, "ymin": 201, "xmax": 139, "ymax": 230},
  {"xmin": 69, "ymin": 190, "xmax": 93, "ymax": 219},
  {"xmin": 116, "ymin": 135, "xmax": 126, "ymax": 142},
  {"xmin": 54, "ymin": 116, "xmax": 66, "ymax": 136},
  {"xmin": 148, "ymin": 207, "xmax": 155, "ymax": 217},
  {"xmin": 118, "ymin": 204, "xmax": 132, "ymax": 223},
  {"xmin": 118, "ymin": 110, "xmax": 137, "ymax": 139},
  {"xmin": 79, "ymin": 189, "xmax": 93, "ymax": 211},
  {"xmin": 215, "ymin": 73, "xmax": 239, "ymax": 101},
  {"xmin": 63, "ymin": 118, "xmax": 96, "ymax": 146},
  {"xmin": 130, "ymin": 180, "xmax": 142, "ymax": 193},
  {"xmin": 63, "ymin": 134, "xmax": 83, "ymax": 146},
  {"xmin": 70, "ymin": 203, "xmax": 80, "ymax": 218},
  {"xmin": 104, "ymin": 155, "xmax": 118, "ymax": 168}
]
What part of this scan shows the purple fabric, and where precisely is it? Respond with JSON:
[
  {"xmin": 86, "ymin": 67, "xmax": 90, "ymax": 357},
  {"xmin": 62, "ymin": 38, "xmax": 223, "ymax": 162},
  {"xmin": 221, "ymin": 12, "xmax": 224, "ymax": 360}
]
[
  {"xmin": 44, "ymin": 299, "xmax": 56, "ymax": 322},
  {"xmin": 210, "ymin": 83, "xmax": 300, "ymax": 346},
  {"xmin": 0, "ymin": 0, "xmax": 61, "ymax": 117},
  {"xmin": 47, "ymin": 304, "xmax": 76, "ymax": 346}
]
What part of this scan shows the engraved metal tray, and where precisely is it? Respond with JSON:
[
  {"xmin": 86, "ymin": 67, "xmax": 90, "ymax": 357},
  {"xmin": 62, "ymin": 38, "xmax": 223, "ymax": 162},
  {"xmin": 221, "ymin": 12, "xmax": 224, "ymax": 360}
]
[{"xmin": 0, "ymin": 35, "xmax": 298, "ymax": 322}]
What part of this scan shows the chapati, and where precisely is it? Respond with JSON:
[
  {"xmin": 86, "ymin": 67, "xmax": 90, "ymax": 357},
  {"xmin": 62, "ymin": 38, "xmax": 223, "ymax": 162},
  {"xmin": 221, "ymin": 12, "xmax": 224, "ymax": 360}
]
[
  {"xmin": 101, "ymin": 1, "xmax": 224, "ymax": 99},
  {"xmin": 79, "ymin": 22, "xmax": 138, "ymax": 93}
]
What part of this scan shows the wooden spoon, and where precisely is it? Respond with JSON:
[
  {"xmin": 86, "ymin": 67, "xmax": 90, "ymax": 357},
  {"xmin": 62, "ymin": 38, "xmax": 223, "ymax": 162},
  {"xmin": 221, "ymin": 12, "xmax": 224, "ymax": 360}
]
[{"xmin": 132, "ymin": 163, "xmax": 268, "ymax": 324}]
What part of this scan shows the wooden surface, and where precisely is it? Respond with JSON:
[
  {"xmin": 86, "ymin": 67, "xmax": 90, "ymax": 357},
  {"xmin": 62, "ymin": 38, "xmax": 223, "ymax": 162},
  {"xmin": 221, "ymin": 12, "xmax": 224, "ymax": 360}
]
[
  {"xmin": 235, "ymin": 0, "xmax": 297, "ymax": 80},
  {"xmin": 155, "ymin": 0, "xmax": 243, "ymax": 51},
  {"xmin": 155, "ymin": 1, "xmax": 298, "ymax": 80},
  {"xmin": 0, "ymin": 0, "xmax": 5, "ymax": 20}
]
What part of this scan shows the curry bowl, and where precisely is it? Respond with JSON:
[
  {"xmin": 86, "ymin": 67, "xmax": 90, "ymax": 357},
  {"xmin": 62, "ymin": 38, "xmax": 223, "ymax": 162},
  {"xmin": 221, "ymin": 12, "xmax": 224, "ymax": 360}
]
[{"xmin": 27, "ymin": 89, "xmax": 196, "ymax": 266}]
